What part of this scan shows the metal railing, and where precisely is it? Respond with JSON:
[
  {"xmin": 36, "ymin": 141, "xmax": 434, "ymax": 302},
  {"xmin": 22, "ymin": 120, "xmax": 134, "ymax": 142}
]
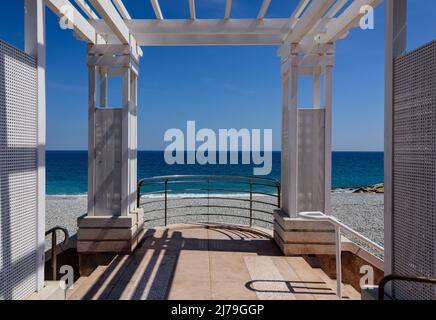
[
  {"xmin": 45, "ymin": 226, "xmax": 69, "ymax": 280},
  {"xmin": 298, "ymin": 211, "xmax": 384, "ymax": 299},
  {"xmin": 378, "ymin": 274, "xmax": 436, "ymax": 300},
  {"xmin": 137, "ymin": 175, "xmax": 281, "ymax": 227}
]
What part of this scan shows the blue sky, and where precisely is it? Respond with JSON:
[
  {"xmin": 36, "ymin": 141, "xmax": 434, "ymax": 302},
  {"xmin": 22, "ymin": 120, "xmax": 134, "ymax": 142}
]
[{"xmin": 1, "ymin": 0, "xmax": 435, "ymax": 151}]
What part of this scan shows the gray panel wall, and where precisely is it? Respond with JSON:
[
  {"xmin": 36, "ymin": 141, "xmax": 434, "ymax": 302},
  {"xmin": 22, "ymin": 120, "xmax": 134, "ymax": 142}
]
[
  {"xmin": 0, "ymin": 40, "xmax": 38, "ymax": 299},
  {"xmin": 393, "ymin": 40, "xmax": 436, "ymax": 300},
  {"xmin": 297, "ymin": 109, "xmax": 325, "ymax": 213},
  {"xmin": 95, "ymin": 109, "xmax": 122, "ymax": 216}
]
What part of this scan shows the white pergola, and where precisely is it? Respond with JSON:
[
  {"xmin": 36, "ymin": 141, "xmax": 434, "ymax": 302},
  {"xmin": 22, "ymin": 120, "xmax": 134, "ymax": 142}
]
[{"xmin": 25, "ymin": 0, "xmax": 385, "ymax": 292}]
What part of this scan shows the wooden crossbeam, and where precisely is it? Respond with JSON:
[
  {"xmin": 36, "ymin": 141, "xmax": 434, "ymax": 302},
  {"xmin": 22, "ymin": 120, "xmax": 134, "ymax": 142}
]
[
  {"xmin": 257, "ymin": 0, "xmax": 271, "ymax": 19},
  {"xmin": 189, "ymin": 0, "xmax": 196, "ymax": 20},
  {"xmin": 150, "ymin": 0, "xmax": 164, "ymax": 20},
  {"xmin": 225, "ymin": 0, "xmax": 232, "ymax": 19}
]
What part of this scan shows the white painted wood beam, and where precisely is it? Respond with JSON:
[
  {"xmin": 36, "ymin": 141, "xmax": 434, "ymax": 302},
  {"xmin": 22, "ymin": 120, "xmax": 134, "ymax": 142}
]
[
  {"xmin": 88, "ymin": 0, "xmax": 130, "ymax": 44},
  {"xmin": 257, "ymin": 0, "xmax": 271, "ymax": 19},
  {"xmin": 285, "ymin": 0, "xmax": 335, "ymax": 44},
  {"xmin": 109, "ymin": 34, "xmax": 284, "ymax": 46},
  {"xmin": 189, "ymin": 0, "xmax": 196, "ymax": 20},
  {"xmin": 112, "ymin": 0, "xmax": 131, "ymax": 19},
  {"xmin": 289, "ymin": 0, "xmax": 311, "ymax": 28},
  {"xmin": 74, "ymin": 0, "xmax": 99, "ymax": 19},
  {"xmin": 150, "ymin": 0, "xmax": 164, "ymax": 20},
  {"xmin": 326, "ymin": 0, "xmax": 350, "ymax": 18},
  {"xmin": 46, "ymin": 0, "xmax": 103, "ymax": 43},
  {"xmin": 92, "ymin": 18, "xmax": 289, "ymax": 45},
  {"xmin": 24, "ymin": 0, "xmax": 46, "ymax": 293},
  {"xmin": 92, "ymin": 19, "xmax": 289, "ymax": 36},
  {"xmin": 318, "ymin": 0, "xmax": 384, "ymax": 43},
  {"xmin": 225, "ymin": 0, "xmax": 232, "ymax": 19}
]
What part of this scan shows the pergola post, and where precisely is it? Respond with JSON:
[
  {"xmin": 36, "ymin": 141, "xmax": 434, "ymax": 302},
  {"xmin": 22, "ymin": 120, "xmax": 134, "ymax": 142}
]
[
  {"xmin": 77, "ymin": 45, "xmax": 144, "ymax": 275},
  {"xmin": 274, "ymin": 44, "xmax": 336, "ymax": 256},
  {"xmin": 24, "ymin": 0, "xmax": 46, "ymax": 292}
]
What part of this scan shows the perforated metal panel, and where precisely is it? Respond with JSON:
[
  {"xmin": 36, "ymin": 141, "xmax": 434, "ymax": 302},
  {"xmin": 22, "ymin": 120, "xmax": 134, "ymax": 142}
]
[
  {"xmin": 392, "ymin": 40, "xmax": 436, "ymax": 300},
  {"xmin": 0, "ymin": 40, "xmax": 38, "ymax": 300},
  {"xmin": 95, "ymin": 109, "xmax": 122, "ymax": 216},
  {"xmin": 297, "ymin": 109, "xmax": 325, "ymax": 212}
]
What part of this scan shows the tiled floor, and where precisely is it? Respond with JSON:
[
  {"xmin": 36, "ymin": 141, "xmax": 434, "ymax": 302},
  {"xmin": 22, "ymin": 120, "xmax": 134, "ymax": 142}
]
[{"xmin": 67, "ymin": 225, "xmax": 360, "ymax": 300}]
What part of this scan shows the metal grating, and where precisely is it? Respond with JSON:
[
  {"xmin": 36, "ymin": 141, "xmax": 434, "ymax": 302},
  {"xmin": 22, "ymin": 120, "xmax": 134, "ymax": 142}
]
[
  {"xmin": 297, "ymin": 109, "xmax": 325, "ymax": 213},
  {"xmin": 95, "ymin": 109, "xmax": 122, "ymax": 216},
  {"xmin": 392, "ymin": 40, "xmax": 436, "ymax": 300},
  {"xmin": 0, "ymin": 40, "xmax": 38, "ymax": 300}
]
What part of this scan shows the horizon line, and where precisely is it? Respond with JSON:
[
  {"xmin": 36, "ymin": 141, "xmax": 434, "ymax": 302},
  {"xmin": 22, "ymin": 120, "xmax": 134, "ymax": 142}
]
[{"xmin": 45, "ymin": 149, "xmax": 385, "ymax": 153}]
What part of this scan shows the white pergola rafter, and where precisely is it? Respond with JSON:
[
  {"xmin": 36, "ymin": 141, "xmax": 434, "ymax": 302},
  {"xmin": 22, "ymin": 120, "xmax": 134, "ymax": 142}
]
[
  {"xmin": 46, "ymin": 0, "xmax": 104, "ymax": 44},
  {"xmin": 225, "ymin": 0, "xmax": 232, "ymax": 19},
  {"xmin": 74, "ymin": 0, "xmax": 98, "ymax": 19},
  {"xmin": 112, "ymin": 0, "xmax": 131, "ymax": 19},
  {"xmin": 189, "ymin": 0, "xmax": 196, "ymax": 20},
  {"xmin": 150, "ymin": 0, "xmax": 164, "ymax": 20},
  {"xmin": 45, "ymin": 0, "xmax": 383, "ymax": 50},
  {"xmin": 257, "ymin": 0, "xmax": 271, "ymax": 19}
]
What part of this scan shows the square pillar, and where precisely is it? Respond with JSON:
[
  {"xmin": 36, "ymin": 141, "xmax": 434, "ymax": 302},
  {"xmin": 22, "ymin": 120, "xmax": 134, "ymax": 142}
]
[
  {"xmin": 275, "ymin": 44, "xmax": 336, "ymax": 255},
  {"xmin": 78, "ymin": 45, "xmax": 144, "ymax": 264}
]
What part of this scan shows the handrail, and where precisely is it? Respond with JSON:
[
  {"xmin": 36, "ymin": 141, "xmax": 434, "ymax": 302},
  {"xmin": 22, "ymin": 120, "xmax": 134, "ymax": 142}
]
[
  {"xmin": 298, "ymin": 211, "xmax": 384, "ymax": 299},
  {"xmin": 45, "ymin": 226, "xmax": 69, "ymax": 281},
  {"xmin": 378, "ymin": 274, "xmax": 436, "ymax": 300},
  {"xmin": 138, "ymin": 175, "xmax": 281, "ymax": 228}
]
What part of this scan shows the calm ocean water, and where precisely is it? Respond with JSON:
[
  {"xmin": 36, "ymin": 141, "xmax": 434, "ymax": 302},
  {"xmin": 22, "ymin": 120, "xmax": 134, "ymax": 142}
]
[{"xmin": 46, "ymin": 151, "xmax": 383, "ymax": 195}]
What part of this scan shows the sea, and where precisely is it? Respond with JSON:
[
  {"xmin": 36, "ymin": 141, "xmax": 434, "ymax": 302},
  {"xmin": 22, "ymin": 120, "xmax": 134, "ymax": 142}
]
[{"xmin": 46, "ymin": 151, "xmax": 384, "ymax": 196}]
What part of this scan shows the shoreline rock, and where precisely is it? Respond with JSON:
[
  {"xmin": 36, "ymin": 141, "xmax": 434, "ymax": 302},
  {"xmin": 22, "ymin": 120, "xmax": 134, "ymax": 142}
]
[{"xmin": 353, "ymin": 183, "xmax": 384, "ymax": 194}]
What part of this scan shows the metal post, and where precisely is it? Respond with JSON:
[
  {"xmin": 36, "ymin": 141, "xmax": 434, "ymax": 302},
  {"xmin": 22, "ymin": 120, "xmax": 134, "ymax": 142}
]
[
  {"xmin": 137, "ymin": 183, "xmax": 141, "ymax": 208},
  {"xmin": 277, "ymin": 185, "xmax": 281, "ymax": 208},
  {"xmin": 249, "ymin": 182, "xmax": 253, "ymax": 227},
  {"xmin": 164, "ymin": 179, "xmax": 168, "ymax": 226},
  {"xmin": 51, "ymin": 231, "xmax": 57, "ymax": 280},
  {"xmin": 335, "ymin": 225, "xmax": 342, "ymax": 299}
]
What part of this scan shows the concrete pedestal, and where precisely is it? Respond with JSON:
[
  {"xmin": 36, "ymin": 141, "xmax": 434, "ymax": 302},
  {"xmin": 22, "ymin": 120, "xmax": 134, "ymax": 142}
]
[
  {"xmin": 76, "ymin": 209, "xmax": 145, "ymax": 276},
  {"xmin": 273, "ymin": 209, "xmax": 336, "ymax": 255}
]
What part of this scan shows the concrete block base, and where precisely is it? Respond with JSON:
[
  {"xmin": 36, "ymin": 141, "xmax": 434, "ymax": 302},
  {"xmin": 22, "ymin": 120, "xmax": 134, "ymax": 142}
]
[
  {"xmin": 27, "ymin": 281, "xmax": 66, "ymax": 300},
  {"xmin": 77, "ymin": 208, "xmax": 145, "ymax": 275},
  {"xmin": 273, "ymin": 209, "xmax": 336, "ymax": 255}
]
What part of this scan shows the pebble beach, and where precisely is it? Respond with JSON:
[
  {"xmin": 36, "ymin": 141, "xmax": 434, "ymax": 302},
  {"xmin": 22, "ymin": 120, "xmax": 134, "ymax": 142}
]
[{"xmin": 46, "ymin": 192, "xmax": 384, "ymax": 246}]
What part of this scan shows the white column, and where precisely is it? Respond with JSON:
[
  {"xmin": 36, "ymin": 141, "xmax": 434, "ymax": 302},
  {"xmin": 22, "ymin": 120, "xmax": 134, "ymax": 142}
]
[
  {"xmin": 87, "ymin": 65, "xmax": 97, "ymax": 216},
  {"xmin": 24, "ymin": 0, "xmax": 46, "ymax": 292},
  {"xmin": 324, "ymin": 65, "xmax": 333, "ymax": 215},
  {"xmin": 130, "ymin": 72, "xmax": 138, "ymax": 212},
  {"xmin": 121, "ymin": 68, "xmax": 132, "ymax": 216},
  {"xmin": 384, "ymin": 0, "xmax": 407, "ymax": 284},
  {"xmin": 99, "ymin": 67, "xmax": 108, "ymax": 108},
  {"xmin": 280, "ymin": 46, "xmax": 299, "ymax": 217},
  {"xmin": 313, "ymin": 66, "xmax": 321, "ymax": 109}
]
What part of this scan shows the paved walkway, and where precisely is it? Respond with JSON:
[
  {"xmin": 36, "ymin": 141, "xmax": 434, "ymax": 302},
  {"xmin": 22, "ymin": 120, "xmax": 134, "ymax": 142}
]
[{"xmin": 67, "ymin": 225, "xmax": 360, "ymax": 300}]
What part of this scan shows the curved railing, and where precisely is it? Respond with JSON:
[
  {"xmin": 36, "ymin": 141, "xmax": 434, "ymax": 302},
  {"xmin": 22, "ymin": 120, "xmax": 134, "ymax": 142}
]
[{"xmin": 137, "ymin": 175, "xmax": 281, "ymax": 227}]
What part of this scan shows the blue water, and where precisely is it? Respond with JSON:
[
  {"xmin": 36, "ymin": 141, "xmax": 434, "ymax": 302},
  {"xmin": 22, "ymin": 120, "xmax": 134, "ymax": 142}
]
[{"xmin": 46, "ymin": 151, "xmax": 384, "ymax": 195}]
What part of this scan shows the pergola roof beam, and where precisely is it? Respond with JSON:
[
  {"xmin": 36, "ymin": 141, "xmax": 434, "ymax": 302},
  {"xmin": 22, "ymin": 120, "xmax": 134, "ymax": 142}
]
[
  {"xmin": 224, "ymin": 0, "xmax": 232, "ymax": 19},
  {"xmin": 318, "ymin": 0, "xmax": 383, "ymax": 43},
  {"xmin": 189, "ymin": 0, "xmax": 196, "ymax": 20},
  {"xmin": 92, "ymin": 18, "xmax": 289, "ymax": 46},
  {"xmin": 150, "ymin": 0, "xmax": 164, "ymax": 20},
  {"xmin": 92, "ymin": 19, "xmax": 289, "ymax": 36},
  {"xmin": 326, "ymin": 0, "xmax": 350, "ymax": 18},
  {"xmin": 112, "ymin": 0, "xmax": 131, "ymax": 19},
  {"xmin": 285, "ymin": 0, "xmax": 335, "ymax": 44},
  {"xmin": 74, "ymin": 0, "xmax": 99, "ymax": 19},
  {"xmin": 88, "ymin": 0, "xmax": 131, "ymax": 44},
  {"xmin": 289, "ymin": 0, "xmax": 311, "ymax": 28},
  {"xmin": 46, "ymin": 0, "xmax": 103, "ymax": 43},
  {"xmin": 257, "ymin": 0, "xmax": 271, "ymax": 19}
]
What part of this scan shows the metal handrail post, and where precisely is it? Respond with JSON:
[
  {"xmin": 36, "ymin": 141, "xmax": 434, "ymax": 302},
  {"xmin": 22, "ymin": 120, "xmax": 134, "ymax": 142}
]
[
  {"xmin": 137, "ymin": 183, "xmax": 141, "ymax": 208},
  {"xmin": 249, "ymin": 182, "xmax": 253, "ymax": 227},
  {"xmin": 335, "ymin": 225, "xmax": 342, "ymax": 299},
  {"xmin": 277, "ymin": 185, "xmax": 281, "ymax": 208},
  {"xmin": 164, "ymin": 179, "xmax": 168, "ymax": 226},
  {"xmin": 51, "ymin": 231, "xmax": 57, "ymax": 280}
]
